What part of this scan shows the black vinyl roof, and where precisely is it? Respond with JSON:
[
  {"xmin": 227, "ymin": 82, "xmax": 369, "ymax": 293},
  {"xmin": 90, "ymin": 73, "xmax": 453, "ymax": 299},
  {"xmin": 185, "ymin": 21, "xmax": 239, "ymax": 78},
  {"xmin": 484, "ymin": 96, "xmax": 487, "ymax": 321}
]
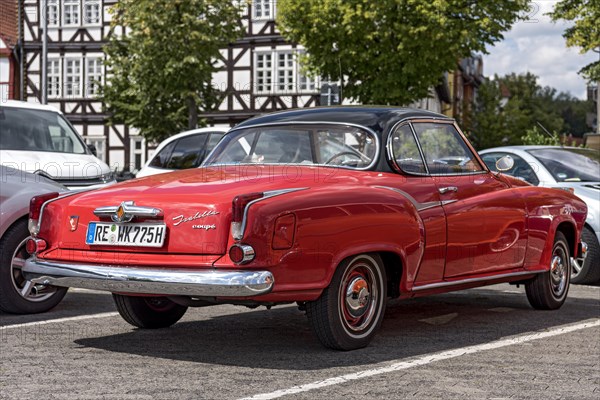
[{"xmin": 233, "ymin": 106, "xmax": 453, "ymax": 136}]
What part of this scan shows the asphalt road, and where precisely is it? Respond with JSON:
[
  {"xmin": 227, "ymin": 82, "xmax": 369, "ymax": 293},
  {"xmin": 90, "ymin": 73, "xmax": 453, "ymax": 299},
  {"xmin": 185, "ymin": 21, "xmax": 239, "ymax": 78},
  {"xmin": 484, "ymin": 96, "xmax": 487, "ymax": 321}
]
[{"xmin": 1, "ymin": 283, "xmax": 598, "ymax": 400}]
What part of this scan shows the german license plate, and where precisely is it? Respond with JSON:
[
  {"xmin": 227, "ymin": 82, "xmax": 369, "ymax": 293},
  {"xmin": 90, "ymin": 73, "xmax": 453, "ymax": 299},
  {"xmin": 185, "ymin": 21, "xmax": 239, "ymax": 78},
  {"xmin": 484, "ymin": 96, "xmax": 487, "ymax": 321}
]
[{"xmin": 86, "ymin": 222, "xmax": 166, "ymax": 247}]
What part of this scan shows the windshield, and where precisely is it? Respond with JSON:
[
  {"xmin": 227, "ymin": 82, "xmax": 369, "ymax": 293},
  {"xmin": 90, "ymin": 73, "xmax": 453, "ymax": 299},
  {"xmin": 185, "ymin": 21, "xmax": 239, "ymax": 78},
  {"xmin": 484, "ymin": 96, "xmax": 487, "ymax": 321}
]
[
  {"xmin": 0, "ymin": 106, "xmax": 87, "ymax": 154},
  {"xmin": 527, "ymin": 148, "xmax": 600, "ymax": 182},
  {"xmin": 203, "ymin": 124, "xmax": 377, "ymax": 169}
]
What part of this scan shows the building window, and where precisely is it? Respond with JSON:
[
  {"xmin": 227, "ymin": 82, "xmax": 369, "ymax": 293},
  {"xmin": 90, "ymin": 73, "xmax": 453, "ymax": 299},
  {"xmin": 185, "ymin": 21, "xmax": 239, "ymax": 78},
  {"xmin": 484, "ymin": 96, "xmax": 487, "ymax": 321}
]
[
  {"xmin": 65, "ymin": 58, "xmax": 82, "ymax": 97},
  {"xmin": 277, "ymin": 52, "xmax": 294, "ymax": 92},
  {"xmin": 47, "ymin": 59, "xmax": 61, "ymax": 98},
  {"xmin": 63, "ymin": 0, "xmax": 80, "ymax": 25},
  {"xmin": 130, "ymin": 136, "xmax": 146, "ymax": 172},
  {"xmin": 47, "ymin": 0, "xmax": 59, "ymax": 26},
  {"xmin": 253, "ymin": 0, "xmax": 275, "ymax": 20},
  {"xmin": 83, "ymin": 0, "xmax": 101, "ymax": 24},
  {"xmin": 299, "ymin": 74, "xmax": 318, "ymax": 92},
  {"xmin": 86, "ymin": 57, "xmax": 103, "ymax": 97},
  {"xmin": 86, "ymin": 137, "xmax": 106, "ymax": 162},
  {"xmin": 255, "ymin": 53, "xmax": 272, "ymax": 93},
  {"xmin": 255, "ymin": 50, "xmax": 319, "ymax": 94}
]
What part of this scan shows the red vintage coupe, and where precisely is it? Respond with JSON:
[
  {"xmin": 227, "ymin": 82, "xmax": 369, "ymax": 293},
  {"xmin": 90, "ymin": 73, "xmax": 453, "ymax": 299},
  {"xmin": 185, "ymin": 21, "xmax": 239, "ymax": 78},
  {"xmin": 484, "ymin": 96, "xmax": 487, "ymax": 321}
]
[{"xmin": 23, "ymin": 107, "xmax": 587, "ymax": 350}]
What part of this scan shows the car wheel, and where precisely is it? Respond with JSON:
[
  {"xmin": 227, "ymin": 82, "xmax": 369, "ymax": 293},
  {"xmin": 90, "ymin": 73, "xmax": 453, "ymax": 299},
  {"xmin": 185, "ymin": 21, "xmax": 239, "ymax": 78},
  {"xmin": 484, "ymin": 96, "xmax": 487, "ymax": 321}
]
[
  {"xmin": 0, "ymin": 219, "xmax": 67, "ymax": 314},
  {"xmin": 306, "ymin": 253, "xmax": 387, "ymax": 350},
  {"xmin": 526, "ymin": 232, "xmax": 570, "ymax": 310},
  {"xmin": 571, "ymin": 226, "xmax": 600, "ymax": 284},
  {"xmin": 113, "ymin": 294, "xmax": 188, "ymax": 329}
]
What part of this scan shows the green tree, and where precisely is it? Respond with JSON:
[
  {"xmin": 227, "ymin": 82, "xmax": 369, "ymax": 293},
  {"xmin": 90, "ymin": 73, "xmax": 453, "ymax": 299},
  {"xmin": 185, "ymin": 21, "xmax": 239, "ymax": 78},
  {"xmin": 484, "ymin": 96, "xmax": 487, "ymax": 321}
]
[
  {"xmin": 276, "ymin": 0, "xmax": 529, "ymax": 105},
  {"xmin": 549, "ymin": 0, "xmax": 600, "ymax": 81},
  {"xmin": 101, "ymin": 0, "xmax": 243, "ymax": 142},
  {"xmin": 465, "ymin": 73, "xmax": 566, "ymax": 149},
  {"xmin": 520, "ymin": 126, "xmax": 561, "ymax": 146}
]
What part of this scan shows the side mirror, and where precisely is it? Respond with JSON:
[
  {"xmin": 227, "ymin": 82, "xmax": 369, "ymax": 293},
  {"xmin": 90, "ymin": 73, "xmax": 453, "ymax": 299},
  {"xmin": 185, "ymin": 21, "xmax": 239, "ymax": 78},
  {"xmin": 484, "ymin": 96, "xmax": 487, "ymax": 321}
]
[
  {"xmin": 87, "ymin": 144, "xmax": 97, "ymax": 157},
  {"xmin": 496, "ymin": 155, "xmax": 514, "ymax": 172}
]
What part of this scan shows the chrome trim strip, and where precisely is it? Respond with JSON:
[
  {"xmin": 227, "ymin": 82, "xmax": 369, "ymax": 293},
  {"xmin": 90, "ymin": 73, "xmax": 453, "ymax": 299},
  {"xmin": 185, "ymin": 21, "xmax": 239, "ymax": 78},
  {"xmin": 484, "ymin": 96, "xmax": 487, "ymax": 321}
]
[
  {"xmin": 237, "ymin": 187, "xmax": 308, "ymax": 240},
  {"xmin": 411, "ymin": 270, "xmax": 543, "ymax": 291},
  {"xmin": 93, "ymin": 201, "xmax": 163, "ymax": 222},
  {"xmin": 23, "ymin": 258, "xmax": 274, "ymax": 297},
  {"xmin": 216, "ymin": 121, "xmax": 381, "ymax": 171},
  {"xmin": 373, "ymin": 186, "xmax": 441, "ymax": 211}
]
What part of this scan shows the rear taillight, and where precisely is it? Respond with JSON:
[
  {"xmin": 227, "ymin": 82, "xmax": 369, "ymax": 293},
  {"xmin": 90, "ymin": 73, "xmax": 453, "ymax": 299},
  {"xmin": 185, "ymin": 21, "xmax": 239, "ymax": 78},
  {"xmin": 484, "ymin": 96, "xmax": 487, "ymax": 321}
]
[
  {"xmin": 29, "ymin": 192, "xmax": 60, "ymax": 236},
  {"xmin": 26, "ymin": 238, "xmax": 47, "ymax": 254},
  {"xmin": 231, "ymin": 192, "xmax": 263, "ymax": 240},
  {"xmin": 229, "ymin": 244, "xmax": 255, "ymax": 264}
]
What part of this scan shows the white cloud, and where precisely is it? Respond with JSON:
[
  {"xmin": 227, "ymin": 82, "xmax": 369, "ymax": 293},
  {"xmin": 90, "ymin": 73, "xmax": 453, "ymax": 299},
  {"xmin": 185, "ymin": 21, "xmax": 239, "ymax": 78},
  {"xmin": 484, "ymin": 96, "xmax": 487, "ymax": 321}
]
[{"xmin": 482, "ymin": 0, "xmax": 598, "ymax": 99}]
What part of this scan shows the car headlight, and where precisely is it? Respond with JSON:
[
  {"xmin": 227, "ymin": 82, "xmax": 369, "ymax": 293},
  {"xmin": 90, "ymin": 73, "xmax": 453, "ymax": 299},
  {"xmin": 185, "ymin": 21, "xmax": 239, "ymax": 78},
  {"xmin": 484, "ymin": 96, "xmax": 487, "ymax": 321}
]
[{"xmin": 100, "ymin": 171, "xmax": 116, "ymax": 183}]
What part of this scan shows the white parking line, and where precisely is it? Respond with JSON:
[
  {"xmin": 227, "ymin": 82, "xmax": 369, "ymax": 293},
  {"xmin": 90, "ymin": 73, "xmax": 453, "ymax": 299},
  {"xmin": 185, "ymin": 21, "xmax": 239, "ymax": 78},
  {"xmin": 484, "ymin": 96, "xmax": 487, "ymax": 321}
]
[
  {"xmin": 240, "ymin": 318, "xmax": 600, "ymax": 400},
  {"xmin": 0, "ymin": 312, "xmax": 119, "ymax": 331}
]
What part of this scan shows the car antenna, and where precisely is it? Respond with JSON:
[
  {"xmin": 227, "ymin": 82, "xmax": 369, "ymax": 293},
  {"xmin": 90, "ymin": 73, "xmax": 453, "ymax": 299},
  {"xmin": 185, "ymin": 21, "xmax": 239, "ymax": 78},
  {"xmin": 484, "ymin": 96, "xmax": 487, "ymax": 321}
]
[{"xmin": 536, "ymin": 121, "xmax": 563, "ymax": 147}]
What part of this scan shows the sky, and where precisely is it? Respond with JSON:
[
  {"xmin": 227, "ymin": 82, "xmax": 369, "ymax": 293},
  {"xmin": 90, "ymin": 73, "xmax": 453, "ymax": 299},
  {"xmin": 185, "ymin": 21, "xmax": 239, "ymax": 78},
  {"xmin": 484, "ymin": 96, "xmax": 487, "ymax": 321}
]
[{"xmin": 482, "ymin": 0, "xmax": 598, "ymax": 99}]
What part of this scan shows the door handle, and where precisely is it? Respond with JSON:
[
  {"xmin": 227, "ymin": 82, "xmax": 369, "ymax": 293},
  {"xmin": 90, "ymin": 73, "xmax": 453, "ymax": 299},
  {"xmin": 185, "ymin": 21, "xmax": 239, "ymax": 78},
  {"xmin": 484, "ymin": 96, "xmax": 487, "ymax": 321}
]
[{"xmin": 438, "ymin": 186, "xmax": 458, "ymax": 194}]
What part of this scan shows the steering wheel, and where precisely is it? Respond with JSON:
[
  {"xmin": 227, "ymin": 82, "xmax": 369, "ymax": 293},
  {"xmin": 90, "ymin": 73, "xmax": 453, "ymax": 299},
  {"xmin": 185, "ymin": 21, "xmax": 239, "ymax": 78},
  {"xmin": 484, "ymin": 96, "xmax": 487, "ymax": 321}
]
[{"xmin": 325, "ymin": 151, "xmax": 367, "ymax": 165}]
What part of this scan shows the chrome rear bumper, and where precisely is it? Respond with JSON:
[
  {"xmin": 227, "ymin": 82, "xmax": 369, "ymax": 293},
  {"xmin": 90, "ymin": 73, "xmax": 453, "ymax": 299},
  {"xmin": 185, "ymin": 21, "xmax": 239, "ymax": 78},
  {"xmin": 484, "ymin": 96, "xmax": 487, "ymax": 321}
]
[{"xmin": 22, "ymin": 258, "xmax": 274, "ymax": 297}]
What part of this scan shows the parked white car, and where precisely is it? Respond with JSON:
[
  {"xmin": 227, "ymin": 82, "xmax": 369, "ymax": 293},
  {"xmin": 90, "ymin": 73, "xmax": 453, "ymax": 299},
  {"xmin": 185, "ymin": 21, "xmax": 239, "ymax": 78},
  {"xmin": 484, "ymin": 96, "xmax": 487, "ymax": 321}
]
[
  {"xmin": 136, "ymin": 127, "xmax": 227, "ymax": 178},
  {"xmin": 0, "ymin": 100, "xmax": 115, "ymax": 189},
  {"xmin": 480, "ymin": 146, "xmax": 600, "ymax": 284}
]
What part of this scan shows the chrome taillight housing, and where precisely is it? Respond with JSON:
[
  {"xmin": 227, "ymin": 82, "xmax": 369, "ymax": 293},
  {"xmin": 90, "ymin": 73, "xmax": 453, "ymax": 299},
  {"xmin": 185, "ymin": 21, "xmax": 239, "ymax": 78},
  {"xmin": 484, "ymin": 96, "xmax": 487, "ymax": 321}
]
[
  {"xmin": 231, "ymin": 192, "xmax": 263, "ymax": 240},
  {"xmin": 29, "ymin": 192, "xmax": 60, "ymax": 236}
]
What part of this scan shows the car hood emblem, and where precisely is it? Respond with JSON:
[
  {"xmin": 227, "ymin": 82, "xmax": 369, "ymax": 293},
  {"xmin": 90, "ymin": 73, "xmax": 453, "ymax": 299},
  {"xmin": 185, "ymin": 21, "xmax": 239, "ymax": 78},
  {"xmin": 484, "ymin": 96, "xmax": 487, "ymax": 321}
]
[{"xmin": 112, "ymin": 201, "xmax": 134, "ymax": 223}]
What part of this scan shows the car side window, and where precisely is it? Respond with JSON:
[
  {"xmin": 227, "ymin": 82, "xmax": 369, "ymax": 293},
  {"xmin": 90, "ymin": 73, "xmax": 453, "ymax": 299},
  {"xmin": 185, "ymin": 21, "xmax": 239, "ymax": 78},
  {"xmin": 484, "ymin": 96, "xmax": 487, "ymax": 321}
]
[
  {"xmin": 206, "ymin": 133, "xmax": 224, "ymax": 152},
  {"xmin": 482, "ymin": 152, "xmax": 539, "ymax": 185},
  {"xmin": 390, "ymin": 124, "xmax": 427, "ymax": 174},
  {"xmin": 148, "ymin": 140, "xmax": 177, "ymax": 169},
  {"xmin": 412, "ymin": 122, "xmax": 483, "ymax": 174},
  {"xmin": 166, "ymin": 133, "xmax": 209, "ymax": 169}
]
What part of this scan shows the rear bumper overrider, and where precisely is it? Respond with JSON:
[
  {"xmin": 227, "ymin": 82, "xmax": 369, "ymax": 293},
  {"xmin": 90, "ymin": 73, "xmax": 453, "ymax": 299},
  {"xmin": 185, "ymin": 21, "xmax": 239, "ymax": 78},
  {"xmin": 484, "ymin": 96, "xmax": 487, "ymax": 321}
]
[{"xmin": 22, "ymin": 258, "xmax": 274, "ymax": 297}]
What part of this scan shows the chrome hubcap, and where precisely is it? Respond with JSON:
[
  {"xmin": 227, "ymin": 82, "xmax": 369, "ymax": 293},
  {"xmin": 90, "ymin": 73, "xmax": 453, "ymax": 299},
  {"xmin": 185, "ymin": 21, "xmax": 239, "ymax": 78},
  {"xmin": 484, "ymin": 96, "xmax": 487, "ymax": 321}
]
[
  {"xmin": 345, "ymin": 277, "xmax": 371, "ymax": 318},
  {"xmin": 550, "ymin": 248, "xmax": 568, "ymax": 297},
  {"xmin": 10, "ymin": 237, "xmax": 57, "ymax": 302},
  {"xmin": 339, "ymin": 262, "xmax": 379, "ymax": 333}
]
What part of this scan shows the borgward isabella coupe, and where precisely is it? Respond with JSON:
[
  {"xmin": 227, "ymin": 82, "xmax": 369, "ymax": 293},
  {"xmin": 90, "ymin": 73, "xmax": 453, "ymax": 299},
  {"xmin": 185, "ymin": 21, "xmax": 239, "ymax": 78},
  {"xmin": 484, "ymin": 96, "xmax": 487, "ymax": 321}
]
[{"xmin": 23, "ymin": 107, "xmax": 588, "ymax": 350}]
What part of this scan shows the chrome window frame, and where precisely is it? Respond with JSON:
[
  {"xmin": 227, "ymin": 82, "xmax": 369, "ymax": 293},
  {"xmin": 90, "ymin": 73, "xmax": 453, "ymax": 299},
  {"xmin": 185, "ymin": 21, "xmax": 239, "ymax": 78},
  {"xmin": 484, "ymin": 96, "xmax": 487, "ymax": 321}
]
[
  {"xmin": 208, "ymin": 121, "xmax": 381, "ymax": 171},
  {"xmin": 387, "ymin": 118, "xmax": 489, "ymax": 177}
]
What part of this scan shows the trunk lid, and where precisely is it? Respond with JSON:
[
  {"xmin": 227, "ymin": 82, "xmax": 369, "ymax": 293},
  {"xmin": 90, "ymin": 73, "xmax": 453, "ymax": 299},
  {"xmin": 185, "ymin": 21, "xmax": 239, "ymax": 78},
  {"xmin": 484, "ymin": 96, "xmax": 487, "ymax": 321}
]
[{"xmin": 42, "ymin": 166, "xmax": 341, "ymax": 255}]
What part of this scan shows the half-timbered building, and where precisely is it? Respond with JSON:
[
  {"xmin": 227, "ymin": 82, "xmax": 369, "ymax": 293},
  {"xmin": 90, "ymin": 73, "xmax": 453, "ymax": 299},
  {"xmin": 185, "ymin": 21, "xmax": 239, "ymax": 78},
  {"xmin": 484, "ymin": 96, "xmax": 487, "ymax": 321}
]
[
  {"xmin": 15, "ymin": 1, "xmax": 466, "ymax": 173},
  {"xmin": 0, "ymin": 0, "xmax": 19, "ymax": 101}
]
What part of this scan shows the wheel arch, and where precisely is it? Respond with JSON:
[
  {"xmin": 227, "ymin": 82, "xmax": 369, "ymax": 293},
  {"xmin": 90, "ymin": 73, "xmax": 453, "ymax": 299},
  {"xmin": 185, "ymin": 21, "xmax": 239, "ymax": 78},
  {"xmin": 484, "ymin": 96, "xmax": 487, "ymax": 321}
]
[
  {"xmin": 328, "ymin": 247, "xmax": 406, "ymax": 299},
  {"xmin": 556, "ymin": 220, "xmax": 577, "ymax": 258},
  {"xmin": 0, "ymin": 214, "xmax": 29, "ymax": 241}
]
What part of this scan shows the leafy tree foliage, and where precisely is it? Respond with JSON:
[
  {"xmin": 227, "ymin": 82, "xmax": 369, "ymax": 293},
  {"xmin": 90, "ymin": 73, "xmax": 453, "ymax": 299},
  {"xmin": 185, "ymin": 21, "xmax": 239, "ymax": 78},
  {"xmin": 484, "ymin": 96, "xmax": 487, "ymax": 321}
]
[
  {"xmin": 276, "ymin": 0, "xmax": 529, "ymax": 105},
  {"xmin": 520, "ymin": 126, "xmax": 561, "ymax": 146},
  {"xmin": 101, "ymin": 0, "xmax": 243, "ymax": 142},
  {"xmin": 549, "ymin": 0, "xmax": 600, "ymax": 81},
  {"xmin": 464, "ymin": 73, "xmax": 594, "ymax": 149}
]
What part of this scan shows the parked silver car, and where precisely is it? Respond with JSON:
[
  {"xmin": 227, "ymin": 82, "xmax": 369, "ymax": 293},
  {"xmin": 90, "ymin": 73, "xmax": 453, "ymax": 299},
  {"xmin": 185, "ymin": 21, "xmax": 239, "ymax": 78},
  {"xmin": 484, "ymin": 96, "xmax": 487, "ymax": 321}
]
[
  {"xmin": 0, "ymin": 165, "xmax": 69, "ymax": 313},
  {"xmin": 480, "ymin": 146, "xmax": 599, "ymax": 284}
]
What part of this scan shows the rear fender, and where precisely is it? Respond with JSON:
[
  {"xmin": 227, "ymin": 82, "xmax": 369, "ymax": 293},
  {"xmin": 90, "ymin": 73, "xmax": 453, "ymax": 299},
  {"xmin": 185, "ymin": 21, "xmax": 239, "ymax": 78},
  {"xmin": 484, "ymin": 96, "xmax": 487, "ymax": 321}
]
[
  {"xmin": 521, "ymin": 187, "xmax": 587, "ymax": 271},
  {"xmin": 244, "ymin": 186, "xmax": 423, "ymax": 292}
]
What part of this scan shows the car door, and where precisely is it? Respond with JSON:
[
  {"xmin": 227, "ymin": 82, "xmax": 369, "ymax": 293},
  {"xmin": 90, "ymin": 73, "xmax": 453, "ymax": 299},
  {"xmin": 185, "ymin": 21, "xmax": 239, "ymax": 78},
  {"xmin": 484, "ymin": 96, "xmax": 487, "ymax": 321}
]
[
  {"xmin": 387, "ymin": 122, "xmax": 447, "ymax": 285},
  {"xmin": 411, "ymin": 121, "xmax": 528, "ymax": 278}
]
